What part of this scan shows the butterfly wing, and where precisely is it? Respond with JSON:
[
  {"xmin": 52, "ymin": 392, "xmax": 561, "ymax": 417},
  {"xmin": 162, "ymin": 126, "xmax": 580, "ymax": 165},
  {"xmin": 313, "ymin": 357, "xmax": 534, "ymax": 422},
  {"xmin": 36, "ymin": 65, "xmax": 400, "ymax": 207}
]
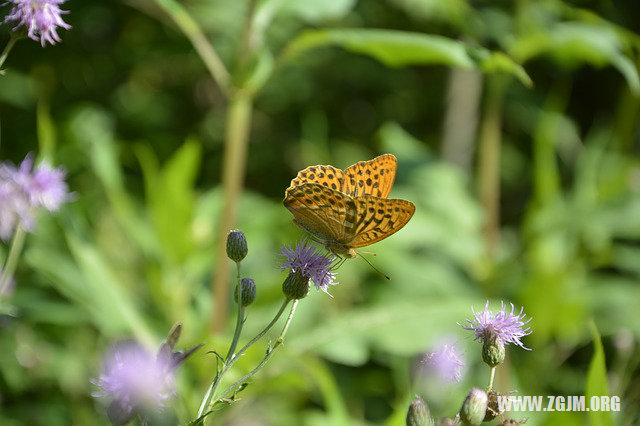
[
  {"xmin": 349, "ymin": 196, "xmax": 415, "ymax": 248},
  {"xmin": 341, "ymin": 154, "xmax": 397, "ymax": 198},
  {"xmin": 284, "ymin": 183, "xmax": 357, "ymax": 244},
  {"xmin": 285, "ymin": 164, "xmax": 346, "ymax": 196}
]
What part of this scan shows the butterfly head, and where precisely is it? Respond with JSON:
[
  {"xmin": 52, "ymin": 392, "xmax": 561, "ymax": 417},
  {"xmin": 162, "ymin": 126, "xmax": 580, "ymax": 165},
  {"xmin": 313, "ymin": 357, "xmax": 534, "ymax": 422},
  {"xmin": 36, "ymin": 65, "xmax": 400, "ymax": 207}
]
[{"xmin": 325, "ymin": 241, "xmax": 358, "ymax": 259}]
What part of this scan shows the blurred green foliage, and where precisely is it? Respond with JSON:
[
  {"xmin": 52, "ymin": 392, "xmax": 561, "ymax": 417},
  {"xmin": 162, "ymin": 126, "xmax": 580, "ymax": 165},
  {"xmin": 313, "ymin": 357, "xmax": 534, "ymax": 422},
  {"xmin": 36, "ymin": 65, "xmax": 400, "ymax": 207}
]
[{"xmin": 1, "ymin": 0, "xmax": 640, "ymax": 425}]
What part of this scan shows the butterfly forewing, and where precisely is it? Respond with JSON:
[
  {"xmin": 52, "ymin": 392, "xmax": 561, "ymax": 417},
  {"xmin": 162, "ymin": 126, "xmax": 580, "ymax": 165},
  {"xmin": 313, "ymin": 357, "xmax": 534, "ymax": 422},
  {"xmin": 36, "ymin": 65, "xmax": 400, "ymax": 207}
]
[
  {"xmin": 349, "ymin": 196, "xmax": 415, "ymax": 248},
  {"xmin": 341, "ymin": 154, "xmax": 397, "ymax": 198},
  {"xmin": 284, "ymin": 183, "xmax": 357, "ymax": 244},
  {"xmin": 285, "ymin": 164, "xmax": 346, "ymax": 197},
  {"xmin": 284, "ymin": 154, "xmax": 414, "ymax": 255}
]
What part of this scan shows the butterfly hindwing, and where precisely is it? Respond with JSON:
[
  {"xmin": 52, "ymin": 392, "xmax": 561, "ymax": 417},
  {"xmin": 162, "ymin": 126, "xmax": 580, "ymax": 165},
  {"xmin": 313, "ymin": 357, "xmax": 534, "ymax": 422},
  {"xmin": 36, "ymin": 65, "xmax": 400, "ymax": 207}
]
[
  {"xmin": 349, "ymin": 196, "xmax": 415, "ymax": 248},
  {"xmin": 283, "ymin": 154, "xmax": 413, "ymax": 255},
  {"xmin": 284, "ymin": 183, "xmax": 357, "ymax": 244},
  {"xmin": 341, "ymin": 154, "xmax": 397, "ymax": 198}
]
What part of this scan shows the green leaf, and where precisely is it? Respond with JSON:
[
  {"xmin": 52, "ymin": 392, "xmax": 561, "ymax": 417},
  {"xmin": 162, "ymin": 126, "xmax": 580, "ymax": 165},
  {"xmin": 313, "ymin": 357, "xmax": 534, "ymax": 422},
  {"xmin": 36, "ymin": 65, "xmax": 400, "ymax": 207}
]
[
  {"xmin": 585, "ymin": 321, "xmax": 613, "ymax": 426},
  {"xmin": 137, "ymin": 139, "xmax": 201, "ymax": 262},
  {"xmin": 511, "ymin": 22, "xmax": 640, "ymax": 94},
  {"xmin": 284, "ymin": 29, "xmax": 475, "ymax": 68},
  {"xmin": 283, "ymin": 29, "xmax": 531, "ymax": 86}
]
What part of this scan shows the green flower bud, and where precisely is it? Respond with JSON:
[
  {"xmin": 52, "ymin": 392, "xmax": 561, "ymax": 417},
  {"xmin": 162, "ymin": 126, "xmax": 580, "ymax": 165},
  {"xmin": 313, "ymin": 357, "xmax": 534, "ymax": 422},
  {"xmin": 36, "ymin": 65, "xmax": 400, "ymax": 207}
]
[
  {"xmin": 406, "ymin": 395, "xmax": 434, "ymax": 426},
  {"xmin": 282, "ymin": 270, "xmax": 309, "ymax": 300},
  {"xmin": 482, "ymin": 339, "xmax": 505, "ymax": 367},
  {"xmin": 460, "ymin": 388, "xmax": 488, "ymax": 426},
  {"xmin": 226, "ymin": 230, "xmax": 248, "ymax": 263},
  {"xmin": 484, "ymin": 390, "xmax": 503, "ymax": 422},
  {"xmin": 234, "ymin": 278, "xmax": 256, "ymax": 307},
  {"xmin": 436, "ymin": 419, "xmax": 457, "ymax": 426}
]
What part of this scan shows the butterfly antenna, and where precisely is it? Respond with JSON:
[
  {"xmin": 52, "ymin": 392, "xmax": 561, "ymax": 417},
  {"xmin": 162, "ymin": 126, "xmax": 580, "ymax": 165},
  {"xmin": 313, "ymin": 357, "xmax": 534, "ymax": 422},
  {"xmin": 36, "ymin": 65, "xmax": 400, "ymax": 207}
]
[{"xmin": 358, "ymin": 253, "xmax": 390, "ymax": 280}]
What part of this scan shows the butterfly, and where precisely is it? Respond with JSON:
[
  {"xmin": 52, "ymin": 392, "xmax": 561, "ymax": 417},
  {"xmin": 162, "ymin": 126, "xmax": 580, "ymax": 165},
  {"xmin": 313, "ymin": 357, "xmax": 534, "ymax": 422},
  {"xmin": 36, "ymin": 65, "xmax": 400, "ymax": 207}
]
[{"xmin": 283, "ymin": 154, "xmax": 415, "ymax": 258}]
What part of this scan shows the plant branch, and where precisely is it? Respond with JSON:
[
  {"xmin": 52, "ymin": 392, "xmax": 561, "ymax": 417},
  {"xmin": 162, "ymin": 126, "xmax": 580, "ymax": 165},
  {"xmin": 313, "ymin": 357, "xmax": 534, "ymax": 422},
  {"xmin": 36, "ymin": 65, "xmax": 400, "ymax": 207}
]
[
  {"xmin": 218, "ymin": 299, "xmax": 299, "ymax": 401},
  {"xmin": 0, "ymin": 226, "xmax": 27, "ymax": 296},
  {"xmin": 0, "ymin": 36, "xmax": 18, "ymax": 72},
  {"xmin": 152, "ymin": 0, "xmax": 230, "ymax": 95},
  {"xmin": 196, "ymin": 297, "xmax": 290, "ymax": 419}
]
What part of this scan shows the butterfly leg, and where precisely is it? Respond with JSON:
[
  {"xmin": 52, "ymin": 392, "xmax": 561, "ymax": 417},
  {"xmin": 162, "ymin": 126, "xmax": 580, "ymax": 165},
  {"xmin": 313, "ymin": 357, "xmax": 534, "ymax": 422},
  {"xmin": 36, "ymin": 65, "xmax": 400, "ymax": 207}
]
[{"xmin": 331, "ymin": 254, "xmax": 347, "ymax": 272}]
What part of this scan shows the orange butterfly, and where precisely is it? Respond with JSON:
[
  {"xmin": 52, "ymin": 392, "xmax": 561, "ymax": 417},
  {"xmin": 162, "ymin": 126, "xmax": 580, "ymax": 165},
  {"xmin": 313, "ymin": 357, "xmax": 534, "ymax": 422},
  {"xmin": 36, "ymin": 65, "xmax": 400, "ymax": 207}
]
[{"xmin": 283, "ymin": 154, "xmax": 415, "ymax": 258}]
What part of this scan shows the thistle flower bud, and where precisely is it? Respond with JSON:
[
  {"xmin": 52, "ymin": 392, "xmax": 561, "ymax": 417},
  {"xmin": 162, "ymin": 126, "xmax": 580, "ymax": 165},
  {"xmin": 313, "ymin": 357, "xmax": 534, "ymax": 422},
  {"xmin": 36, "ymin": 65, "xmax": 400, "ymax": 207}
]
[
  {"xmin": 460, "ymin": 388, "xmax": 488, "ymax": 426},
  {"xmin": 406, "ymin": 395, "xmax": 434, "ymax": 426},
  {"xmin": 282, "ymin": 270, "xmax": 309, "ymax": 300},
  {"xmin": 226, "ymin": 230, "xmax": 248, "ymax": 263},
  {"xmin": 482, "ymin": 339, "xmax": 505, "ymax": 367},
  {"xmin": 234, "ymin": 278, "xmax": 256, "ymax": 307},
  {"xmin": 484, "ymin": 390, "xmax": 503, "ymax": 422},
  {"xmin": 436, "ymin": 419, "xmax": 457, "ymax": 426}
]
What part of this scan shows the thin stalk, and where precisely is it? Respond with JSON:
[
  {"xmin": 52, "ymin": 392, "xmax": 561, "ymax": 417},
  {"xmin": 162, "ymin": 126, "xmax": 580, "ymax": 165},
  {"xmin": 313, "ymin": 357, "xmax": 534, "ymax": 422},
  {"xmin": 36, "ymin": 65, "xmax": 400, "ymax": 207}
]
[
  {"xmin": 218, "ymin": 299, "xmax": 299, "ymax": 401},
  {"xmin": 0, "ymin": 226, "xmax": 27, "ymax": 295},
  {"xmin": 487, "ymin": 366, "xmax": 496, "ymax": 391},
  {"xmin": 477, "ymin": 75, "xmax": 507, "ymax": 258},
  {"xmin": 0, "ymin": 36, "xmax": 18, "ymax": 71},
  {"xmin": 196, "ymin": 297, "xmax": 290, "ymax": 419},
  {"xmin": 211, "ymin": 89, "xmax": 253, "ymax": 332},
  {"xmin": 232, "ymin": 297, "xmax": 290, "ymax": 365},
  {"xmin": 225, "ymin": 263, "xmax": 244, "ymax": 362},
  {"xmin": 210, "ymin": 0, "xmax": 257, "ymax": 333},
  {"xmin": 152, "ymin": 0, "xmax": 229, "ymax": 95}
]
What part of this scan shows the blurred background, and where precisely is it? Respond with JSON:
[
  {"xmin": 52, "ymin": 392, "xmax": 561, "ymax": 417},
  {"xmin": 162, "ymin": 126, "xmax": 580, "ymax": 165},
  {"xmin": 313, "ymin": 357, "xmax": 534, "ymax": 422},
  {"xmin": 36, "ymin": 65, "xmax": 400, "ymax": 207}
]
[{"xmin": 1, "ymin": 0, "xmax": 639, "ymax": 424}]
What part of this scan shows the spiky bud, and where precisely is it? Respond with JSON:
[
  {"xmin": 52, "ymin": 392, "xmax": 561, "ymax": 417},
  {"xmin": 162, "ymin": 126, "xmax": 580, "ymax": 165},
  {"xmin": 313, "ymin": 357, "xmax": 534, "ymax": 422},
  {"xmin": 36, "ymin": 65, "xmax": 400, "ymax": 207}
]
[
  {"xmin": 460, "ymin": 388, "xmax": 488, "ymax": 426},
  {"xmin": 226, "ymin": 230, "xmax": 248, "ymax": 263},
  {"xmin": 282, "ymin": 270, "xmax": 309, "ymax": 300},
  {"xmin": 406, "ymin": 395, "xmax": 434, "ymax": 426},
  {"xmin": 484, "ymin": 390, "xmax": 504, "ymax": 422},
  {"xmin": 234, "ymin": 278, "xmax": 256, "ymax": 307},
  {"xmin": 482, "ymin": 339, "xmax": 505, "ymax": 367}
]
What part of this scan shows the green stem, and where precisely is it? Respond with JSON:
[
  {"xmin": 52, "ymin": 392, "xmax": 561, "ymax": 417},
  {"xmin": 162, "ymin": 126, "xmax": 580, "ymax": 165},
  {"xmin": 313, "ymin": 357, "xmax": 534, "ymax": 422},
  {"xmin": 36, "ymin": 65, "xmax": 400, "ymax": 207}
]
[
  {"xmin": 152, "ymin": 0, "xmax": 230, "ymax": 94},
  {"xmin": 232, "ymin": 298, "xmax": 290, "ymax": 362},
  {"xmin": 196, "ymin": 297, "xmax": 290, "ymax": 419},
  {"xmin": 211, "ymin": 89, "xmax": 254, "ymax": 332},
  {"xmin": 487, "ymin": 366, "xmax": 496, "ymax": 391},
  {"xmin": 477, "ymin": 75, "xmax": 508, "ymax": 258},
  {"xmin": 225, "ymin": 263, "xmax": 244, "ymax": 362},
  {"xmin": 0, "ymin": 226, "xmax": 27, "ymax": 296},
  {"xmin": 0, "ymin": 36, "xmax": 18, "ymax": 71},
  {"xmin": 218, "ymin": 299, "xmax": 299, "ymax": 401}
]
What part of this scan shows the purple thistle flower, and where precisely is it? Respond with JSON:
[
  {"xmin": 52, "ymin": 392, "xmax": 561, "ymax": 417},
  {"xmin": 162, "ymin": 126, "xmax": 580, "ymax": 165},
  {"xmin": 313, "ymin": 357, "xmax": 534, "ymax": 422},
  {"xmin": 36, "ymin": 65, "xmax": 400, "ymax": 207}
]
[
  {"xmin": 278, "ymin": 240, "xmax": 337, "ymax": 294},
  {"xmin": 460, "ymin": 301, "xmax": 532, "ymax": 350},
  {"xmin": 93, "ymin": 341, "xmax": 175, "ymax": 424},
  {"xmin": 422, "ymin": 342, "xmax": 465, "ymax": 383},
  {"xmin": 4, "ymin": 0, "xmax": 71, "ymax": 47},
  {"xmin": 0, "ymin": 154, "xmax": 71, "ymax": 240}
]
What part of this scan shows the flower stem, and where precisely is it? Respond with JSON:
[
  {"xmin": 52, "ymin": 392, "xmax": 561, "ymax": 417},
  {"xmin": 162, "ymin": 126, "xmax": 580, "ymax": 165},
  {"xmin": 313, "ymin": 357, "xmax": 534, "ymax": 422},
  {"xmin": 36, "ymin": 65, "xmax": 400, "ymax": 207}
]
[
  {"xmin": 0, "ymin": 36, "xmax": 18, "ymax": 72},
  {"xmin": 0, "ymin": 226, "xmax": 27, "ymax": 296},
  {"xmin": 225, "ymin": 263, "xmax": 244, "ymax": 362},
  {"xmin": 210, "ymin": 89, "xmax": 254, "ymax": 332},
  {"xmin": 196, "ymin": 297, "xmax": 291, "ymax": 419},
  {"xmin": 218, "ymin": 299, "xmax": 299, "ymax": 401},
  {"xmin": 487, "ymin": 366, "xmax": 496, "ymax": 391}
]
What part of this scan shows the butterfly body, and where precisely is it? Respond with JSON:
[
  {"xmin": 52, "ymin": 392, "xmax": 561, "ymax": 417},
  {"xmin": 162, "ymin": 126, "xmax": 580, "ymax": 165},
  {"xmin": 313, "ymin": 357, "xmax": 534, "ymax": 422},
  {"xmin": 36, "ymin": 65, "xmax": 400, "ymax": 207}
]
[{"xmin": 284, "ymin": 154, "xmax": 415, "ymax": 257}]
